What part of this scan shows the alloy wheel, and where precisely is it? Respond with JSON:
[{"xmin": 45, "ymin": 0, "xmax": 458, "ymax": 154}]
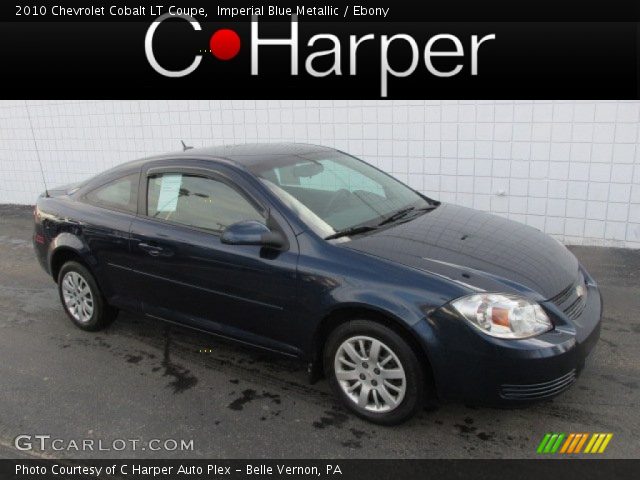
[
  {"xmin": 334, "ymin": 335, "xmax": 407, "ymax": 412},
  {"xmin": 61, "ymin": 271, "xmax": 94, "ymax": 324}
]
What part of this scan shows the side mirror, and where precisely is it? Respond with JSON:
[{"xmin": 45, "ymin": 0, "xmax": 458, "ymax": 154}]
[{"xmin": 221, "ymin": 220, "xmax": 285, "ymax": 249}]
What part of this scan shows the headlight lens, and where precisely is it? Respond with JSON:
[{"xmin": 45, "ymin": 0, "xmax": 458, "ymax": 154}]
[{"xmin": 451, "ymin": 293, "xmax": 552, "ymax": 339}]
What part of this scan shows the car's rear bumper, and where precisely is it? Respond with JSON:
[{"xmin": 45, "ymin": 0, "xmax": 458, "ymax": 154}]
[
  {"xmin": 33, "ymin": 233, "xmax": 50, "ymax": 275},
  {"xmin": 420, "ymin": 275, "xmax": 602, "ymax": 406}
]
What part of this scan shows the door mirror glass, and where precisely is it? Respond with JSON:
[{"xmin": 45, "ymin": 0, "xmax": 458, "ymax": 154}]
[{"xmin": 221, "ymin": 220, "xmax": 285, "ymax": 248}]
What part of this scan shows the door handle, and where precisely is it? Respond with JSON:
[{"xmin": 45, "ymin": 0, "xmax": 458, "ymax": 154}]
[{"xmin": 138, "ymin": 242, "xmax": 163, "ymax": 256}]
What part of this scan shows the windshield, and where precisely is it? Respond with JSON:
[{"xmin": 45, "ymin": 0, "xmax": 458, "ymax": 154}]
[{"xmin": 251, "ymin": 151, "xmax": 432, "ymax": 236}]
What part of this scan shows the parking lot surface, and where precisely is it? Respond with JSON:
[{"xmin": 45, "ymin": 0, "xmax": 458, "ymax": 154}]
[{"xmin": 0, "ymin": 205, "xmax": 638, "ymax": 459}]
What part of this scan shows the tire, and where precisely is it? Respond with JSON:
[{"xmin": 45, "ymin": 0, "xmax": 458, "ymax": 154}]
[
  {"xmin": 324, "ymin": 319, "xmax": 425, "ymax": 425},
  {"xmin": 57, "ymin": 261, "xmax": 117, "ymax": 331}
]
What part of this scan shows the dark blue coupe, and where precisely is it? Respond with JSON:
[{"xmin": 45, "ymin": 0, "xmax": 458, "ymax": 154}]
[{"xmin": 33, "ymin": 143, "xmax": 601, "ymax": 424}]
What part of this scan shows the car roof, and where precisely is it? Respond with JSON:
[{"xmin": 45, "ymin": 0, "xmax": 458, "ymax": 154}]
[
  {"xmin": 182, "ymin": 142, "xmax": 336, "ymax": 171},
  {"xmin": 101, "ymin": 143, "xmax": 336, "ymax": 178},
  {"xmin": 187, "ymin": 142, "xmax": 334, "ymax": 160}
]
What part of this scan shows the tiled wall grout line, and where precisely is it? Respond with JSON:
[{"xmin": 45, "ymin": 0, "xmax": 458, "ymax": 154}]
[{"xmin": 0, "ymin": 100, "xmax": 638, "ymax": 248}]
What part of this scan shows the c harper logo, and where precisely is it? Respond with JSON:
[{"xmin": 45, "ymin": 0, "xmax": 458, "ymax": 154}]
[
  {"xmin": 144, "ymin": 14, "xmax": 496, "ymax": 97},
  {"xmin": 536, "ymin": 433, "xmax": 613, "ymax": 454}
]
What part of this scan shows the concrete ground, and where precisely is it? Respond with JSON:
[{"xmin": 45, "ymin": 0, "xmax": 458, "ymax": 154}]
[{"xmin": 0, "ymin": 204, "xmax": 638, "ymax": 459}]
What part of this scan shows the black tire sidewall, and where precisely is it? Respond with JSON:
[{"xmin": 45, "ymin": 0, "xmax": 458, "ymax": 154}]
[
  {"xmin": 324, "ymin": 319, "xmax": 425, "ymax": 425},
  {"xmin": 57, "ymin": 261, "xmax": 107, "ymax": 331}
]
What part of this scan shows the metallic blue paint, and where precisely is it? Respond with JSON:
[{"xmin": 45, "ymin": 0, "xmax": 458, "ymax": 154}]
[{"xmin": 33, "ymin": 144, "xmax": 601, "ymax": 405}]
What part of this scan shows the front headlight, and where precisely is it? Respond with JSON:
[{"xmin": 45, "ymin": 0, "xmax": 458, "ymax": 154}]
[{"xmin": 451, "ymin": 293, "xmax": 552, "ymax": 339}]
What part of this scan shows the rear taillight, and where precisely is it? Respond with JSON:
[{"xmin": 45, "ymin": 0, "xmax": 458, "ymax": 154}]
[{"xmin": 34, "ymin": 233, "xmax": 45, "ymax": 244}]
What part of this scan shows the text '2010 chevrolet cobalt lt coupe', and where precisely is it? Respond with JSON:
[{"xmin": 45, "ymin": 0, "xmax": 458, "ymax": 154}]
[{"xmin": 34, "ymin": 143, "xmax": 601, "ymax": 424}]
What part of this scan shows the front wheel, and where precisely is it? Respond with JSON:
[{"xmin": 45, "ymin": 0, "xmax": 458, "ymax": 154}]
[
  {"xmin": 58, "ymin": 261, "xmax": 117, "ymax": 331},
  {"xmin": 324, "ymin": 320, "xmax": 426, "ymax": 425}
]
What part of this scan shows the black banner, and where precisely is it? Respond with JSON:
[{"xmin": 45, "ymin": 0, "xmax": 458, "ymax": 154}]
[
  {"xmin": 0, "ymin": 1, "xmax": 639, "ymax": 99},
  {"xmin": 1, "ymin": 460, "xmax": 639, "ymax": 480},
  {"xmin": 3, "ymin": 0, "xmax": 640, "ymax": 22}
]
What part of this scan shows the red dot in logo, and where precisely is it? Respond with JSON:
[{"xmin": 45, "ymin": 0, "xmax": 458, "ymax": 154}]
[{"xmin": 209, "ymin": 29, "xmax": 241, "ymax": 60}]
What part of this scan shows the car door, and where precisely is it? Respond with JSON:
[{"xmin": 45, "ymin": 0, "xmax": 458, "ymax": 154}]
[
  {"xmin": 78, "ymin": 170, "xmax": 142, "ymax": 313},
  {"xmin": 128, "ymin": 161, "xmax": 302, "ymax": 356}
]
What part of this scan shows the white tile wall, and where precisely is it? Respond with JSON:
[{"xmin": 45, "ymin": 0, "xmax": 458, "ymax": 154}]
[{"xmin": 0, "ymin": 100, "xmax": 639, "ymax": 248}]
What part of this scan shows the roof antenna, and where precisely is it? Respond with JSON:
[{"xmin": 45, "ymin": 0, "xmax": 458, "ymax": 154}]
[
  {"xmin": 25, "ymin": 100, "xmax": 49, "ymax": 197},
  {"xmin": 181, "ymin": 140, "xmax": 193, "ymax": 152}
]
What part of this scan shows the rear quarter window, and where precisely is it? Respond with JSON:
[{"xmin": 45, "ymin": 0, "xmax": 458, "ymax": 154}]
[{"xmin": 84, "ymin": 174, "xmax": 138, "ymax": 214}]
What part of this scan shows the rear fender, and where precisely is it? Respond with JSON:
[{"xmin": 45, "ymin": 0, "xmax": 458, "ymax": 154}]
[{"xmin": 48, "ymin": 233, "xmax": 94, "ymax": 278}]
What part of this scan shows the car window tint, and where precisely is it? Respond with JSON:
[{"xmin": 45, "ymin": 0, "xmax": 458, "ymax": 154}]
[
  {"xmin": 307, "ymin": 160, "xmax": 384, "ymax": 196},
  {"xmin": 147, "ymin": 173, "xmax": 264, "ymax": 232},
  {"xmin": 256, "ymin": 152, "xmax": 427, "ymax": 231},
  {"xmin": 84, "ymin": 174, "xmax": 138, "ymax": 214},
  {"xmin": 276, "ymin": 159, "xmax": 385, "ymax": 196}
]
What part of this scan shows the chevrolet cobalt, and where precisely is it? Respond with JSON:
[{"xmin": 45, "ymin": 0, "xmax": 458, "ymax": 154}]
[{"xmin": 33, "ymin": 143, "xmax": 601, "ymax": 424}]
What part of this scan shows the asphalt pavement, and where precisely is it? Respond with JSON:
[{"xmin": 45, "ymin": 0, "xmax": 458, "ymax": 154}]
[{"xmin": 0, "ymin": 205, "xmax": 638, "ymax": 459}]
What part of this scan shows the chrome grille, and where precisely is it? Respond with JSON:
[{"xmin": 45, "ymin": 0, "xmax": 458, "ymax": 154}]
[
  {"xmin": 500, "ymin": 370, "xmax": 577, "ymax": 400},
  {"xmin": 564, "ymin": 295, "xmax": 587, "ymax": 320},
  {"xmin": 549, "ymin": 282, "xmax": 575, "ymax": 306},
  {"xmin": 549, "ymin": 273, "xmax": 587, "ymax": 321}
]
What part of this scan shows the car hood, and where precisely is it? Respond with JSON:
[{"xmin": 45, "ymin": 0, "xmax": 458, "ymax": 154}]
[{"xmin": 342, "ymin": 203, "xmax": 578, "ymax": 299}]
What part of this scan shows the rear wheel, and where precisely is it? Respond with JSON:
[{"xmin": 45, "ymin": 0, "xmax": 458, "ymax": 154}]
[
  {"xmin": 57, "ymin": 261, "xmax": 117, "ymax": 331},
  {"xmin": 324, "ymin": 320, "xmax": 425, "ymax": 425}
]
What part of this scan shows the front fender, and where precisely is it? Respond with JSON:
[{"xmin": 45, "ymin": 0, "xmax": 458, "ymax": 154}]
[{"xmin": 307, "ymin": 284, "xmax": 439, "ymax": 374}]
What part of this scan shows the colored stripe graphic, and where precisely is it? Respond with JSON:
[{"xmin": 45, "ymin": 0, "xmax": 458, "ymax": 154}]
[
  {"xmin": 598, "ymin": 434, "xmax": 613, "ymax": 453},
  {"xmin": 574, "ymin": 433, "xmax": 589, "ymax": 453},
  {"xmin": 538, "ymin": 433, "xmax": 613, "ymax": 454},
  {"xmin": 537, "ymin": 433, "xmax": 565, "ymax": 454},
  {"xmin": 585, "ymin": 433, "xmax": 614, "ymax": 453},
  {"xmin": 544, "ymin": 434, "xmax": 558, "ymax": 453},
  {"xmin": 537, "ymin": 433, "xmax": 551, "ymax": 453},
  {"xmin": 559, "ymin": 433, "xmax": 575, "ymax": 453},
  {"xmin": 567, "ymin": 434, "xmax": 583, "ymax": 453},
  {"xmin": 550, "ymin": 433, "xmax": 565, "ymax": 453},
  {"xmin": 584, "ymin": 433, "xmax": 599, "ymax": 453}
]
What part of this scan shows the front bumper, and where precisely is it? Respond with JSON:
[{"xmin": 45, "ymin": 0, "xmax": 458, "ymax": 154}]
[{"xmin": 421, "ymin": 272, "xmax": 602, "ymax": 405}]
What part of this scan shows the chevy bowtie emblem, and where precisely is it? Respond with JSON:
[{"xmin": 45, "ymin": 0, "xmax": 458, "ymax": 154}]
[{"xmin": 576, "ymin": 284, "xmax": 585, "ymax": 298}]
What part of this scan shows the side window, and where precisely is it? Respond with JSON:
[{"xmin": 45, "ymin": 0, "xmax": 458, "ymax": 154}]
[
  {"xmin": 84, "ymin": 174, "xmax": 138, "ymax": 214},
  {"xmin": 147, "ymin": 173, "xmax": 264, "ymax": 232}
]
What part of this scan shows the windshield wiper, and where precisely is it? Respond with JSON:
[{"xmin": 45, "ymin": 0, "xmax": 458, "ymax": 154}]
[
  {"xmin": 377, "ymin": 206, "xmax": 416, "ymax": 226},
  {"xmin": 377, "ymin": 204, "xmax": 438, "ymax": 227},
  {"xmin": 325, "ymin": 204, "xmax": 438, "ymax": 240},
  {"xmin": 325, "ymin": 225, "xmax": 378, "ymax": 240}
]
